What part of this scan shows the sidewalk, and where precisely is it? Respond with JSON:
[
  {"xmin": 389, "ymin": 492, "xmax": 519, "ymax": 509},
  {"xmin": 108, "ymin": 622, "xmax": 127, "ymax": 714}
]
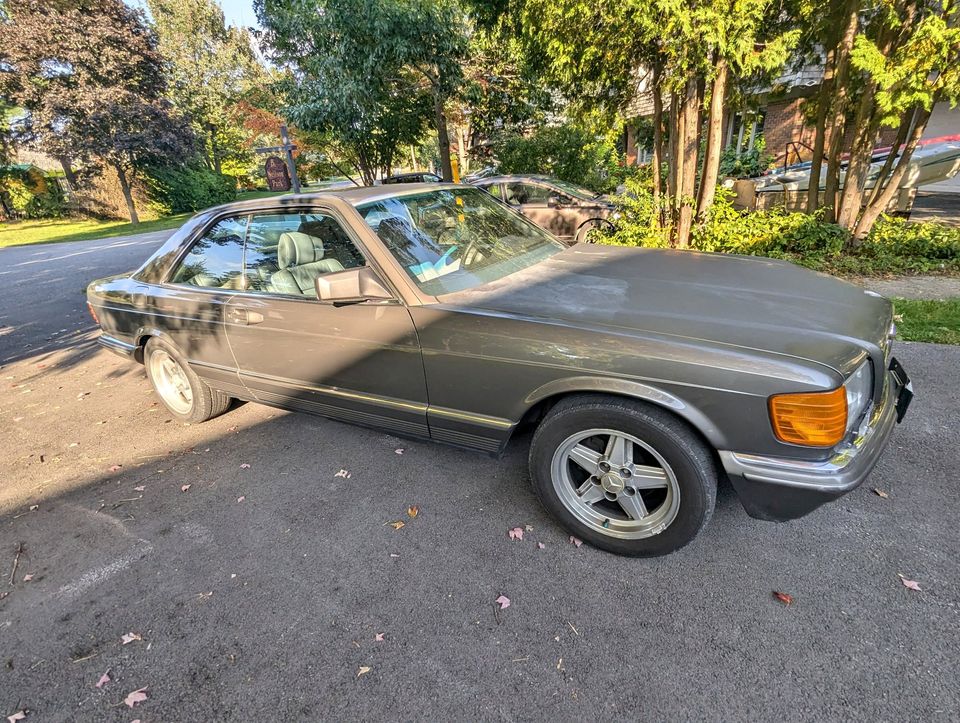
[{"xmin": 857, "ymin": 275, "xmax": 960, "ymax": 300}]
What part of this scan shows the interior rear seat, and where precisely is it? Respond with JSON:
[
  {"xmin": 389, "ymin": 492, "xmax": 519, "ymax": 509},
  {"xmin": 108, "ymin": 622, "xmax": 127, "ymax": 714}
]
[{"xmin": 266, "ymin": 232, "xmax": 345, "ymax": 296}]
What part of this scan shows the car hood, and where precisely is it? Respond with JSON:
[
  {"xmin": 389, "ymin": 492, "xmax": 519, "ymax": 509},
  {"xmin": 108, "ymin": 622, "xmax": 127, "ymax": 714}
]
[{"xmin": 441, "ymin": 244, "xmax": 893, "ymax": 375}]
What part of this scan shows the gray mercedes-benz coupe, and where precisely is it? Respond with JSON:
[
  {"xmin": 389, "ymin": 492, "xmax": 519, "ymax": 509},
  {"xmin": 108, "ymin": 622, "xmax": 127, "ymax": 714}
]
[{"xmin": 87, "ymin": 183, "xmax": 912, "ymax": 556}]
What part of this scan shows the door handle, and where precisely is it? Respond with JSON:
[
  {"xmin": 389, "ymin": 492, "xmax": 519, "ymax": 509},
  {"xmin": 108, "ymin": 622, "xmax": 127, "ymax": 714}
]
[{"xmin": 226, "ymin": 308, "xmax": 264, "ymax": 325}]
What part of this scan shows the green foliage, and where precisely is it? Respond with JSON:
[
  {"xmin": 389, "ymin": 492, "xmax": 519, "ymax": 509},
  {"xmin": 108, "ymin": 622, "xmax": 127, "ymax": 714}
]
[
  {"xmin": 144, "ymin": 165, "xmax": 237, "ymax": 215},
  {"xmin": 891, "ymin": 298, "xmax": 960, "ymax": 346},
  {"xmin": 0, "ymin": 166, "xmax": 64, "ymax": 219},
  {"xmin": 491, "ymin": 123, "xmax": 626, "ymax": 193},
  {"xmin": 717, "ymin": 136, "xmax": 772, "ymax": 179},
  {"xmin": 599, "ymin": 176, "xmax": 960, "ymax": 276},
  {"xmin": 257, "ymin": 0, "xmax": 469, "ymax": 183}
]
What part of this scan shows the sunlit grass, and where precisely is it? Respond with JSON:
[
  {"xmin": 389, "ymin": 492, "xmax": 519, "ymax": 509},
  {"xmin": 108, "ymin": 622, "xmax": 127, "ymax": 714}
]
[{"xmin": 894, "ymin": 298, "xmax": 960, "ymax": 345}]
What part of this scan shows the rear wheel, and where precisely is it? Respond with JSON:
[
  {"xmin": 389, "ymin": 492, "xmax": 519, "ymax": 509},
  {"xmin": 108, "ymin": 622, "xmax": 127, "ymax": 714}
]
[
  {"xmin": 529, "ymin": 395, "xmax": 717, "ymax": 556},
  {"xmin": 144, "ymin": 337, "xmax": 231, "ymax": 423}
]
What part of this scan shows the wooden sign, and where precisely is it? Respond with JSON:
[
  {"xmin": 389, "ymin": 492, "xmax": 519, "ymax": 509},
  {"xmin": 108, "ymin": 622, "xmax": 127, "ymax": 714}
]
[{"xmin": 264, "ymin": 156, "xmax": 291, "ymax": 192}]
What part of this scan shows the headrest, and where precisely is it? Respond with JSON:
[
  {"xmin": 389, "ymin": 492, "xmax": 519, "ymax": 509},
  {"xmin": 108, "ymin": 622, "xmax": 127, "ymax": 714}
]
[{"xmin": 278, "ymin": 232, "xmax": 325, "ymax": 269}]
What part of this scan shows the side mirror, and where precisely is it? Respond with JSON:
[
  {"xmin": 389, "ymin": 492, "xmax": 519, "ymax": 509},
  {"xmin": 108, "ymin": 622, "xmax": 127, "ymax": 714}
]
[{"xmin": 315, "ymin": 266, "xmax": 393, "ymax": 305}]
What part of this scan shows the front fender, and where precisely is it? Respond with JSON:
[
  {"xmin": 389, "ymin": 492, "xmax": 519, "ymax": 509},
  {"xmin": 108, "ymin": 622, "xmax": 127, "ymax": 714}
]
[{"xmin": 518, "ymin": 375, "xmax": 728, "ymax": 449}]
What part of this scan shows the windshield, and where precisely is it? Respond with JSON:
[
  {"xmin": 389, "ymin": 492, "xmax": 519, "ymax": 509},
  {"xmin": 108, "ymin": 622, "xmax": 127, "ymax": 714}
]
[
  {"xmin": 357, "ymin": 188, "xmax": 565, "ymax": 296},
  {"xmin": 547, "ymin": 178, "xmax": 602, "ymax": 201}
]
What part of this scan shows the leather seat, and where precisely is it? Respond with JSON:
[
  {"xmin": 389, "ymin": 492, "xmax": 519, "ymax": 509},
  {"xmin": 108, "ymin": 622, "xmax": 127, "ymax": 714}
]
[{"xmin": 266, "ymin": 232, "xmax": 345, "ymax": 296}]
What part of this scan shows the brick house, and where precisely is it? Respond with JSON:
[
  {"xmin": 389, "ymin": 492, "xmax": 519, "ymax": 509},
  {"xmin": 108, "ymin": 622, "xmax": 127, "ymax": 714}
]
[{"xmin": 624, "ymin": 62, "xmax": 960, "ymax": 193}]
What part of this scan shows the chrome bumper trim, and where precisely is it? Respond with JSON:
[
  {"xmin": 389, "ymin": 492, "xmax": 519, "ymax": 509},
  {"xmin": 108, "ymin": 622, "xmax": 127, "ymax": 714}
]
[{"xmin": 98, "ymin": 334, "xmax": 137, "ymax": 359}]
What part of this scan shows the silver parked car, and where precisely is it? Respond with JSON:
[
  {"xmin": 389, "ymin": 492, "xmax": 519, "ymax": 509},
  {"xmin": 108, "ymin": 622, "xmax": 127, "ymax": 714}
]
[
  {"xmin": 87, "ymin": 183, "xmax": 911, "ymax": 556},
  {"xmin": 471, "ymin": 174, "xmax": 615, "ymax": 243}
]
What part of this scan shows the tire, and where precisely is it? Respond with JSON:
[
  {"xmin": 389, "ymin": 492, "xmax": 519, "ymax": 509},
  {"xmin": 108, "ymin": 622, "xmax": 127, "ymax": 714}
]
[
  {"xmin": 143, "ymin": 337, "xmax": 232, "ymax": 423},
  {"xmin": 574, "ymin": 219, "xmax": 610, "ymax": 244},
  {"xmin": 529, "ymin": 395, "xmax": 717, "ymax": 556}
]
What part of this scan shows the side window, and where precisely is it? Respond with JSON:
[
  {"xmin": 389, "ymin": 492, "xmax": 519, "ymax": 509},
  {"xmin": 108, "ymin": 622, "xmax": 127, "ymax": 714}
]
[
  {"xmin": 244, "ymin": 212, "xmax": 366, "ymax": 297},
  {"xmin": 504, "ymin": 182, "xmax": 551, "ymax": 205},
  {"xmin": 170, "ymin": 216, "xmax": 247, "ymax": 289}
]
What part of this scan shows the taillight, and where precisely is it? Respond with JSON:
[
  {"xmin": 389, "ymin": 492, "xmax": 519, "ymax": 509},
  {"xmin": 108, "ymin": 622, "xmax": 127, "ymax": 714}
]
[
  {"xmin": 768, "ymin": 387, "xmax": 847, "ymax": 447},
  {"xmin": 86, "ymin": 301, "xmax": 100, "ymax": 325}
]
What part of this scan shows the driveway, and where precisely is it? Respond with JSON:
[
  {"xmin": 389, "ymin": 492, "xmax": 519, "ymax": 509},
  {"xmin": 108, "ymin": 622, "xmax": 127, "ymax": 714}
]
[{"xmin": 1, "ymin": 232, "xmax": 958, "ymax": 721}]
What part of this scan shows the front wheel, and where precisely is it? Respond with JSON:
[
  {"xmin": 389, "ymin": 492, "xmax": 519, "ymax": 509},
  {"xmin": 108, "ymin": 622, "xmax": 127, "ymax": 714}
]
[
  {"xmin": 144, "ymin": 337, "xmax": 231, "ymax": 423},
  {"xmin": 529, "ymin": 395, "xmax": 717, "ymax": 556}
]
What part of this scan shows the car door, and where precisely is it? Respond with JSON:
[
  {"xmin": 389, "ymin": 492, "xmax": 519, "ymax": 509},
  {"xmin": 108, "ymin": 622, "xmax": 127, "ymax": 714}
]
[
  {"xmin": 155, "ymin": 214, "xmax": 248, "ymax": 395},
  {"xmin": 503, "ymin": 181, "xmax": 578, "ymax": 241},
  {"xmin": 223, "ymin": 208, "xmax": 429, "ymax": 438}
]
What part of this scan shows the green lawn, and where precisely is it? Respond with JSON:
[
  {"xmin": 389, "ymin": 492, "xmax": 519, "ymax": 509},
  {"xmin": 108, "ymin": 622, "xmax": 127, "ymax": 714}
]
[
  {"xmin": 0, "ymin": 188, "xmax": 298, "ymax": 249},
  {"xmin": 893, "ymin": 298, "xmax": 960, "ymax": 345},
  {"xmin": 0, "ymin": 213, "xmax": 195, "ymax": 248}
]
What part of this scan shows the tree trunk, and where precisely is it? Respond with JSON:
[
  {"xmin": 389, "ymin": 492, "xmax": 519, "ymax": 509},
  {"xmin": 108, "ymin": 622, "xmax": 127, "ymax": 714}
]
[
  {"xmin": 823, "ymin": 1, "xmax": 860, "ymax": 221},
  {"xmin": 651, "ymin": 62, "xmax": 665, "ymax": 226},
  {"xmin": 696, "ymin": 58, "xmax": 729, "ymax": 218},
  {"xmin": 667, "ymin": 92, "xmax": 680, "ymax": 207},
  {"xmin": 853, "ymin": 105, "xmax": 932, "ymax": 240},
  {"xmin": 806, "ymin": 48, "xmax": 836, "ymax": 213},
  {"xmin": 114, "ymin": 163, "xmax": 139, "ymax": 225},
  {"xmin": 434, "ymin": 93, "xmax": 453, "ymax": 182},
  {"xmin": 675, "ymin": 78, "xmax": 700, "ymax": 248},
  {"xmin": 836, "ymin": 85, "xmax": 880, "ymax": 230},
  {"xmin": 410, "ymin": 145, "xmax": 418, "ymax": 172},
  {"xmin": 57, "ymin": 156, "xmax": 78, "ymax": 191},
  {"xmin": 208, "ymin": 123, "xmax": 222, "ymax": 175},
  {"xmin": 868, "ymin": 108, "xmax": 913, "ymax": 206}
]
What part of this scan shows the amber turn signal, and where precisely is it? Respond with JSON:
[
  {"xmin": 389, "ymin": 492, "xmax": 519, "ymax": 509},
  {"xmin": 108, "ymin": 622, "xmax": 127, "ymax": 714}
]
[{"xmin": 769, "ymin": 387, "xmax": 848, "ymax": 447}]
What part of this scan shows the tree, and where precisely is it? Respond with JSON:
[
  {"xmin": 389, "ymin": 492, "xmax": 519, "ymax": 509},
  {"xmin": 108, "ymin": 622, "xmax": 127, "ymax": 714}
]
[
  {"xmin": 146, "ymin": 0, "xmax": 268, "ymax": 178},
  {"xmin": 256, "ymin": 0, "xmax": 469, "ymax": 182},
  {"xmin": 0, "ymin": 0, "xmax": 194, "ymax": 222},
  {"xmin": 523, "ymin": 0, "xmax": 795, "ymax": 247},
  {"xmin": 797, "ymin": 0, "xmax": 960, "ymax": 238}
]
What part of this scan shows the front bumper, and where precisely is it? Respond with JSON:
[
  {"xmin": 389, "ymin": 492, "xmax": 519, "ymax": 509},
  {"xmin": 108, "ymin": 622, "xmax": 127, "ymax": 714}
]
[{"xmin": 720, "ymin": 358, "xmax": 912, "ymax": 521}]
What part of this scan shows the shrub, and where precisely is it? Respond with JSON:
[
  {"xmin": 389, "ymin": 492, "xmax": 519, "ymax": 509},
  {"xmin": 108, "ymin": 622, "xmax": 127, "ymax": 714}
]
[
  {"xmin": 598, "ymin": 176, "xmax": 960, "ymax": 276},
  {"xmin": 490, "ymin": 123, "xmax": 625, "ymax": 193},
  {"xmin": 0, "ymin": 166, "xmax": 64, "ymax": 219},
  {"xmin": 145, "ymin": 165, "xmax": 237, "ymax": 215}
]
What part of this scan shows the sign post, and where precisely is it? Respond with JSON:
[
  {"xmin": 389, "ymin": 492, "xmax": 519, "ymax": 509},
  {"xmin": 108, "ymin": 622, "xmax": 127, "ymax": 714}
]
[{"xmin": 255, "ymin": 124, "xmax": 301, "ymax": 193}]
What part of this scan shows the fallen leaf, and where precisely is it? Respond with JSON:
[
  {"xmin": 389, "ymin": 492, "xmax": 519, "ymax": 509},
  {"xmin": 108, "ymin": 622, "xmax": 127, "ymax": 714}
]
[
  {"xmin": 29, "ymin": 505, "xmax": 38, "ymax": 511},
  {"xmin": 7, "ymin": 711, "xmax": 26, "ymax": 723},
  {"xmin": 357, "ymin": 666, "xmax": 372, "ymax": 677},
  {"xmin": 873, "ymin": 488, "xmax": 889, "ymax": 499},
  {"xmin": 108, "ymin": 464, "xmax": 122, "ymax": 472},
  {"xmin": 495, "ymin": 594, "xmax": 511, "ymax": 609},
  {"xmin": 898, "ymin": 574, "xmax": 921, "ymax": 591},
  {"xmin": 236, "ymin": 496, "xmax": 245, "ymax": 503},
  {"xmin": 95, "ymin": 671, "xmax": 111, "ymax": 688},
  {"xmin": 227, "ymin": 425, "xmax": 238, "ymax": 432},
  {"xmin": 569, "ymin": 536, "xmax": 583, "ymax": 548},
  {"xmin": 22, "ymin": 573, "xmax": 33, "ymax": 582},
  {"xmin": 773, "ymin": 591, "xmax": 793, "ymax": 606},
  {"xmin": 180, "ymin": 484, "xmax": 191, "ymax": 492},
  {"xmin": 374, "ymin": 633, "xmax": 385, "ymax": 642},
  {"xmin": 524, "ymin": 524, "xmax": 533, "ymax": 532},
  {"xmin": 124, "ymin": 687, "xmax": 148, "ymax": 708},
  {"xmin": 121, "ymin": 632, "xmax": 142, "ymax": 645},
  {"xmin": 407, "ymin": 505, "xmax": 419, "ymax": 518},
  {"xmin": 508, "ymin": 527, "xmax": 524, "ymax": 541},
  {"xmin": 389, "ymin": 553, "xmax": 400, "ymax": 558},
  {"xmin": 395, "ymin": 448, "xmax": 404, "ymax": 455},
  {"xmin": 133, "ymin": 485, "xmax": 145, "ymax": 492},
  {"xmin": 240, "ymin": 463, "xmax": 251, "ymax": 469},
  {"xmin": 537, "ymin": 542, "xmax": 545, "ymax": 550},
  {"xmin": 389, "ymin": 521, "xmax": 405, "ymax": 530}
]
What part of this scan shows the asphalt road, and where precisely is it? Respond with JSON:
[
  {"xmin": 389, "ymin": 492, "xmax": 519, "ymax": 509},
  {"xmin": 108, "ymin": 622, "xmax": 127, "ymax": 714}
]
[{"xmin": 1, "ymin": 233, "xmax": 959, "ymax": 721}]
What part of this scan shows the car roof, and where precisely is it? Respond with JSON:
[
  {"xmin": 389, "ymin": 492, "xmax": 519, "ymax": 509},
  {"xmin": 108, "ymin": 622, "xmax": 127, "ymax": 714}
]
[
  {"xmin": 472, "ymin": 174, "xmax": 558, "ymax": 185},
  {"xmin": 202, "ymin": 182, "xmax": 469, "ymax": 215}
]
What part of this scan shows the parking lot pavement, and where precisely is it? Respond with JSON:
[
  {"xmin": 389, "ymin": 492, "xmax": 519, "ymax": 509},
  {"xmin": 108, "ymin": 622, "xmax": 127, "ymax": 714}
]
[{"xmin": 1, "ymin": 236, "xmax": 959, "ymax": 721}]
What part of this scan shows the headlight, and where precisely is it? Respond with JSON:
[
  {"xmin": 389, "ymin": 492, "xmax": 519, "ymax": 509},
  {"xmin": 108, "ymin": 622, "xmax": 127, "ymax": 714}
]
[{"xmin": 844, "ymin": 360, "xmax": 873, "ymax": 430}]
